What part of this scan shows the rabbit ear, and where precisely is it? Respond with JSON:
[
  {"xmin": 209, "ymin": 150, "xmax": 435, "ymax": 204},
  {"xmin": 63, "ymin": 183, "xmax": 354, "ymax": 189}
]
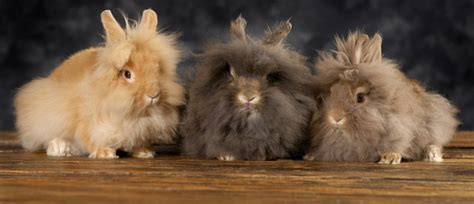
[
  {"xmin": 335, "ymin": 32, "xmax": 384, "ymax": 66},
  {"xmin": 230, "ymin": 65, "xmax": 238, "ymax": 79},
  {"xmin": 353, "ymin": 34, "xmax": 369, "ymax": 65},
  {"xmin": 263, "ymin": 19, "xmax": 292, "ymax": 46},
  {"xmin": 101, "ymin": 10, "xmax": 126, "ymax": 43},
  {"xmin": 139, "ymin": 9, "xmax": 158, "ymax": 32},
  {"xmin": 362, "ymin": 33, "xmax": 382, "ymax": 63},
  {"xmin": 230, "ymin": 15, "xmax": 248, "ymax": 41}
]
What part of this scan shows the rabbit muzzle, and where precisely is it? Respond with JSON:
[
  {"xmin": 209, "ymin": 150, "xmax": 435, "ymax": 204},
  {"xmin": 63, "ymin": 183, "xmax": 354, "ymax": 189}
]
[
  {"xmin": 237, "ymin": 92, "xmax": 261, "ymax": 110},
  {"xmin": 144, "ymin": 90, "xmax": 161, "ymax": 106},
  {"xmin": 327, "ymin": 109, "xmax": 347, "ymax": 127}
]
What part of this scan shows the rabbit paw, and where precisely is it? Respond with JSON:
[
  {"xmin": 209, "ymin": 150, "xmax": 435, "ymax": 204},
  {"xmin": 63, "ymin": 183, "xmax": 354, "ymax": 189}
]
[
  {"xmin": 378, "ymin": 152, "xmax": 402, "ymax": 165},
  {"xmin": 46, "ymin": 138, "xmax": 77, "ymax": 157},
  {"xmin": 303, "ymin": 154, "xmax": 316, "ymax": 161},
  {"xmin": 425, "ymin": 145, "xmax": 443, "ymax": 162},
  {"xmin": 89, "ymin": 147, "xmax": 118, "ymax": 159},
  {"xmin": 217, "ymin": 154, "xmax": 236, "ymax": 161},
  {"xmin": 132, "ymin": 148, "xmax": 155, "ymax": 159}
]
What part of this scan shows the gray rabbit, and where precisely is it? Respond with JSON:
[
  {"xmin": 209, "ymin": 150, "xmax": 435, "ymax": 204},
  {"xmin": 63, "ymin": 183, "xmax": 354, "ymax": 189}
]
[{"xmin": 181, "ymin": 16, "xmax": 316, "ymax": 161}]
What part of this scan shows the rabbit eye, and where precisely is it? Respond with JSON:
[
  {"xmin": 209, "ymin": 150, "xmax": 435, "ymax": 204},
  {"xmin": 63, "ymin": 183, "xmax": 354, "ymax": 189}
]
[
  {"xmin": 124, "ymin": 70, "xmax": 132, "ymax": 79},
  {"xmin": 122, "ymin": 70, "xmax": 133, "ymax": 82},
  {"xmin": 266, "ymin": 72, "xmax": 280, "ymax": 84},
  {"xmin": 356, "ymin": 93, "xmax": 365, "ymax": 103}
]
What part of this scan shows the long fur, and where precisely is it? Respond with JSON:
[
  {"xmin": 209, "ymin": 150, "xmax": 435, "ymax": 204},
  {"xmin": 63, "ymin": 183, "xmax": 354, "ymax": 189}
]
[
  {"xmin": 306, "ymin": 31, "xmax": 459, "ymax": 162},
  {"xmin": 181, "ymin": 16, "xmax": 316, "ymax": 160},
  {"xmin": 14, "ymin": 9, "xmax": 184, "ymax": 158}
]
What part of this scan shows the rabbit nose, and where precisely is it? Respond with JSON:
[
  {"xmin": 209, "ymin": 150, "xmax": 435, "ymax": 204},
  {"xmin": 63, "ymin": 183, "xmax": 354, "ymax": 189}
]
[
  {"xmin": 148, "ymin": 92, "xmax": 160, "ymax": 99},
  {"xmin": 238, "ymin": 94, "xmax": 259, "ymax": 105},
  {"xmin": 145, "ymin": 91, "xmax": 161, "ymax": 105},
  {"xmin": 329, "ymin": 116, "xmax": 346, "ymax": 126},
  {"xmin": 248, "ymin": 96, "xmax": 256, "ymax": 102},
  {"xmin": 334, "ymin": 117, "xmax": 344, "ymax": 123},
  {"xmin": 328, "ymin": 109, "xmax": 346, "ymax": 126}
]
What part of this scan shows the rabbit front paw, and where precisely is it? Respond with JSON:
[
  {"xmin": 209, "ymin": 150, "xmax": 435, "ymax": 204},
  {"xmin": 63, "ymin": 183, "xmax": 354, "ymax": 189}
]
[
  {"xmin": 47, "ymin": 138, "xmax": 78, "ymax": 157},
  {"xmin": 425, "ymin": 145, "xmax": 443, "ymax": 162},
  {"xmin": 132, "ymin": 147, "xmax": 155, "ymax": 159},
  {"xmin": 378, "ymin": 152, "xmax": 402, "ymax": 165},
  {"xmin": 217, "ymin": 154, "xmax": 236, "ymax": 161},
  {"xmin": 89, "ymin": 147, "xmax": 118, "ymax": 159},
  {"xmin": 303, "ymin": 154, "xmax": 316, "ymax": 161}
]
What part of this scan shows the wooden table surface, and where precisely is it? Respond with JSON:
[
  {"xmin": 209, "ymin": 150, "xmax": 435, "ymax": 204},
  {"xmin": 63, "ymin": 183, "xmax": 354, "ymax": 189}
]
[{"xmin": 0, "ymin": 132, "xmax": 473, "ymax": 204}]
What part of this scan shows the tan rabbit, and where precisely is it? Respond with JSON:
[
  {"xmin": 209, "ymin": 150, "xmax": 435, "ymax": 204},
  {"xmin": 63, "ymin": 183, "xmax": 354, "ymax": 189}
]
[
  {"xmin": 305, "ymin": 32, "xmax": 459, "ymax": 164},
  {"xmin": 14, "ymin": 9, "xmax": 184, "ymax": 159}
]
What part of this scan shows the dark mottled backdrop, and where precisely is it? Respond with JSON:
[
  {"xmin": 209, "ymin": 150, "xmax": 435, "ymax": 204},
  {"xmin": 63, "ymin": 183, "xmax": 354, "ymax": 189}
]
[{"xmin": 1, "ymin": 0, "xmax": 473, "ymax": 130}]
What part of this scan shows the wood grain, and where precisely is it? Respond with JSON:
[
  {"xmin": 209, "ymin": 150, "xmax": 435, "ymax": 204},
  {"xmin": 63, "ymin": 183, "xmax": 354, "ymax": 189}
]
[{"xmin": 0, "ymin": 132, "xmax": 473, "ymax": 203}]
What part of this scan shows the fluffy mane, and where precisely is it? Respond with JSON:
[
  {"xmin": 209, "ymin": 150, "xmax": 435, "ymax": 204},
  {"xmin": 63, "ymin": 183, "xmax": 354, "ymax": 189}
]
[
  {"xmin": 190, "ymin": 16, "xmax": 310, "ymax": 93},
  {"xmin": 315, "ymin": 31, "xmax": 409, "ymax": 95}
]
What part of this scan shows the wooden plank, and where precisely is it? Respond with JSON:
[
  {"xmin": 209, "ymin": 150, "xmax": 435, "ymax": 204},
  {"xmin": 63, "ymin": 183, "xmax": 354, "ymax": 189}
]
[
  {"xmin": 0, "ymin": 149, "xmax": 473, "ymax": 203},
  {"xmin": 0, "ymin": 131, "xmax": 473, "ymax": 203},
  {"xmin": 447, "ymin": 131, "xmax": 474, "ymax": 148},
  {"xmin": 0, "ymin": 132, "xmax": 17, "ymax": 144}
]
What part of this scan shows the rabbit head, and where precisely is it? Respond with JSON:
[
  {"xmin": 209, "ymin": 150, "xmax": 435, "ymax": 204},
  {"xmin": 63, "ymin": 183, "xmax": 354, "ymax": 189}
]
[
  {"xmin": 192, "ymin": 16, "xmax": 310, "ymax": 115},
  {"xmin": 91, "ymin": 9, "xmax": 183, "ymax": 115},
  {"xmin": 314, "ymin": 32, "xmax": 406, "ymax": 135},
  {"xmin": 224, "ymin": 56, "xmax": 290, "ymax": 113}
]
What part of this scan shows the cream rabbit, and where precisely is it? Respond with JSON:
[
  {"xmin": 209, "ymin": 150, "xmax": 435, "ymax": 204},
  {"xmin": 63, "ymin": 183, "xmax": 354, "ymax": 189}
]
[{"xmin": 14, "ymin": 9, "xmax": 184, "ymax": 159}]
